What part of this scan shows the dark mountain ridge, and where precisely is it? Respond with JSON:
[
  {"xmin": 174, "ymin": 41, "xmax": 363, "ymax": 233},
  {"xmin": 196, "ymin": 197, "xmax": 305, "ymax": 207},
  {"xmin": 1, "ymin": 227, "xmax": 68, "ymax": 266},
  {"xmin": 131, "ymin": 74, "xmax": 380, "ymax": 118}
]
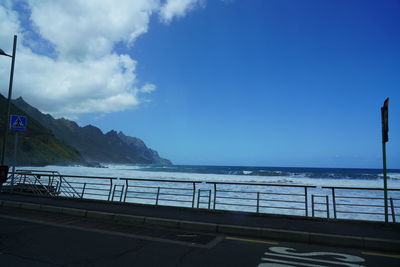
[
  {"xmin": 0, "ymin": 95, "xmax": 85, "ymax": 166},
  {"xmin": 9, "ymin": 96, "xmax": 171, "ymax": 166}
]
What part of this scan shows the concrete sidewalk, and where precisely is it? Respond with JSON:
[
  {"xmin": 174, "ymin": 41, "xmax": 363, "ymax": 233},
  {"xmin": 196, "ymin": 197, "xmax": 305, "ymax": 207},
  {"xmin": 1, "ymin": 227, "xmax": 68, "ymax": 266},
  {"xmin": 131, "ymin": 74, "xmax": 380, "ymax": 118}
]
[{"xmin": 0, "ymin": 192, "xmax": 399, "ymax": 252}]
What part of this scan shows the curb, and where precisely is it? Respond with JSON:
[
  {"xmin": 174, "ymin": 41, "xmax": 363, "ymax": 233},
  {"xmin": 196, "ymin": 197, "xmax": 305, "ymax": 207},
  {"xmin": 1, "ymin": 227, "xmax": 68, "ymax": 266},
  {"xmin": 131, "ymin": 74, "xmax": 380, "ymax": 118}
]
[{"xmin": 1, "ymin": 200, "xmax": 399, "ymax": 252}]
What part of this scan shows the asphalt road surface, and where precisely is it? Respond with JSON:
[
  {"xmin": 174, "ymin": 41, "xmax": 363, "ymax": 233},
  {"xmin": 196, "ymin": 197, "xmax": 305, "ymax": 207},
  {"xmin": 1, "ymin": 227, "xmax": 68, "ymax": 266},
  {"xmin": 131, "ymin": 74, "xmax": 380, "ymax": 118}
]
[{"xmin": 0, "ymin": 208, "xmax": 399, "ymax": 266}]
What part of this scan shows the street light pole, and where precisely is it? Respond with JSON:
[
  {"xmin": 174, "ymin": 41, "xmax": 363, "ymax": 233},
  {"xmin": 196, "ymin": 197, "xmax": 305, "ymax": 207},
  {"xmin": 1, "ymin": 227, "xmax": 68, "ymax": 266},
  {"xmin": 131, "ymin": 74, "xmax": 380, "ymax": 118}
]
[{"xmin": 0, "ymin": 35, "xmax": 17, "ymax": 166}]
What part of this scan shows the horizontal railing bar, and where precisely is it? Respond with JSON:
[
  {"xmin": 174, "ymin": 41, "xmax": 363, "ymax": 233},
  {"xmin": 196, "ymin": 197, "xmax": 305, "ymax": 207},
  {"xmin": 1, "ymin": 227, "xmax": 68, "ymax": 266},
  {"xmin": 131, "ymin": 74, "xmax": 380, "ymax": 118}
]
[
  {"xmin": 259, "ymin": 206, "xmax": 306, "ymax": 211},
  {"xmin": 216, "ymin": 192, "xmax": 305, "ymax": 199},
  {"xmin": 217, "ymin": 196, "xmax": 304, "ymax": 204},
  {"xmin": 336, "ymin": 203, "xmax": 385, "ymax": 208},
  {"xmin": 159, "ymin": 193, "xmax": 193, "ymax": 197},
  {"xmin": 128, "ymin": 185, "xmax": 193, "ymax": 191},
  {"xmin": 216, "ymin": 189, "xmax": 305, "ymax": 196},
  {"xmin": 127, "ymin": 191, "xmax": 156, "ymax": 195},
  {"xmin": 336, "ymin": 210, "xmax": 386, "ymax": 215},
  {"xmin": 261, "ymin": 192, "xmax": 305, "ymax": 196},
  {"xmin": 335, "ymin": 196, "xmax": 384, "ymax": 200},
  {"xmin": 124, "ymin": 196, "xmax": 156, "ymax": 201},
  {"xmin": 81, "ymin": 192, "xmax": 108, "ymax": 197},
  {"xmin": 215, "ymin": 202, "xmax": 258, "ymax": 208},
  {"xmin": 216, "ymin": 189, "xmax": 260, "ymax": 194},
  {"xmin": 157, "ymin": 198, "xmax": 192, "ymax": 203},
  {"xmin": 127, "ymin": 185, "xmax": 163, "ymax": 189},
  {"xmin": 323, "ymin": 186, "xmax": 400, "ymax": 191},
  {"xmin": 73, "ymin": 182, "xmax": 110, "ymax": 186},
  {"xmin": 260, "ymin": 199, "xmax": 305, "ymax": 204},
  {"xmin": 217, "ymin": 196, "xmax": 256, "ymax": 201},
  {"xmin": 216, "ymin": 196, "xmax": 305, "ymax": 204}
]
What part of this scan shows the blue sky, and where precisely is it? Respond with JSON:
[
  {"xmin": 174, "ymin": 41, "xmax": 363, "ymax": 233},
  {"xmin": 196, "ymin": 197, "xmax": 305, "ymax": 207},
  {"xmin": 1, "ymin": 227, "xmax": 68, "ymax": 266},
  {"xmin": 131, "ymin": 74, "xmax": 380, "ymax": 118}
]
[{"xmin": 1, "ymin": 0, "xmax": 400, "ymax": 168}]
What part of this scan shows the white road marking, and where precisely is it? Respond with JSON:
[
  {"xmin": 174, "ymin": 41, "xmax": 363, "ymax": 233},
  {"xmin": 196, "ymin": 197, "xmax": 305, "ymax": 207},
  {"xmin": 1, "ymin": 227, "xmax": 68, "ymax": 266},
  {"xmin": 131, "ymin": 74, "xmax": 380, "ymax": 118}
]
[
  {"xmin": 259, "ymin": 247, "xmax": 366, "ymax": 267},
  {"xmin": 262, "ymin": 252, "xmax": 365, "ymax": 267},
  {"xmin": 269, "ymin": 247, "xmax": 365, "ymax": 263},
  {"xmin": 260, "ymin": 257, "xmax": 327, "ymax": 267}
]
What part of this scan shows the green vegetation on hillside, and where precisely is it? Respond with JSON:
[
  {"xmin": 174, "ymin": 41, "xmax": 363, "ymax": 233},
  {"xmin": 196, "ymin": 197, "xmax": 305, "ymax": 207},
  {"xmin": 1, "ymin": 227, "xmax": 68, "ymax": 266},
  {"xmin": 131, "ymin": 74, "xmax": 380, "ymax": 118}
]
[
  {"xmin": 11, "ymin": 96, "xmax": 171, "ymax": 165},
  {"xmin": 0, "ymin": 94, "xmax": 86, "ymax": 166}
]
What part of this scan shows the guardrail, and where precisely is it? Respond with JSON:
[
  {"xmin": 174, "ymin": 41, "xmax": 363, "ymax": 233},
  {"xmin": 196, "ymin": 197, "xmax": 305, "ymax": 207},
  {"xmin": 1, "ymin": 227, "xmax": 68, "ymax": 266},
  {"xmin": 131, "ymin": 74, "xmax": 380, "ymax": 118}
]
[{"xmin": 1, "ymin": 170, "xmax": 399, "ymax": 223}]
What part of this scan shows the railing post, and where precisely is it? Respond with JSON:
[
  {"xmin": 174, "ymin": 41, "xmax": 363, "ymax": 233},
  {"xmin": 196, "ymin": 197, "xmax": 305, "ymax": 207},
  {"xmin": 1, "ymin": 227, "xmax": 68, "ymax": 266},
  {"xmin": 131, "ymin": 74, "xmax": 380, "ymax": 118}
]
[
  {"xmin": 213, "ymin": 183, "xmax": 217, "ymax": 210},
  {"xmin": 257, "ymin": 192, "xmax": 260, "ymax": 213},
  {"xmin": 311, "ymin": 195, "xmax": 315, "ymax": 217},
  {"xmin": 192, "ymin": 182, "xmax": 196, "ymax": 208},
  {"xmin": 107, "ymin": 178, "xmax": 113, "ymax": 201},
  {"xmin": 155, "ymin": 187, "xmax": 160, "ymax": 205},
  {"xmin": 390, "ymin": 198, "xmax": 396, "ymax": 223},
  {"xmin": 304, "ymin": 187, "xmax": 308, "ymax": 217},
  {"xmin": 57, "ymin": 179, "xmax": 62, "ymax": 195},
  {"xmin": 123, "ymin": 180, "xmax": 129, "ymax": 202},
  {"xmin": 54, "ymin": 181, "xmax": 59, "ymax": 195},
  {"xmin": 111, "ymin": 184, "xmax": 117, "ymax": 201},
  {"xmin": 81, "ymin": 183, "xmax": 86, "ymax": 198},
  {"xmin": 119, "ymin": 185, "xmax": 124, "ymax": 202},
  {"xmin": 197, "ymin": 189, "xmax": 201, "ymax": 208},
  {"xmin": 331, "ymin": 188, "xmax": 337, "ymax": 219},
  {"xmin": 326, "ymin": 195, "xmax": 330, "ymax": 219},
  {"xmin": 208, "ymin": 190, "xmax": 211, "ymax": 209}
]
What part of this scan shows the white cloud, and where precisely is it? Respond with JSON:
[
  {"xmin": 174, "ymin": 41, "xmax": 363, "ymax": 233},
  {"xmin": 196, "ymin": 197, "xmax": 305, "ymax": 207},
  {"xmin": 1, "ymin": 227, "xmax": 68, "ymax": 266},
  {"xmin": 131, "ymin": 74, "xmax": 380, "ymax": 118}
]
[
  {"xmin": 14, "ymin": 49, "xmax": 140, "ymax": 117},
  {"xmin": 140, "ymin": 83, "xmax": 156, "ymax": 93},
  {"xmin": 27, "ymin": 0, "xmax": 159, "ymax": 60},
  {"xmin": 0, "ymin": 0, "xmax": 204, "ymax": 118},
  {"xmin": 0, "ymin": 3, "xmax": 21, "ymax": 51},
  {"xmin": 159, "ymin": 0, "xmax": 204, "ymax": 23}
]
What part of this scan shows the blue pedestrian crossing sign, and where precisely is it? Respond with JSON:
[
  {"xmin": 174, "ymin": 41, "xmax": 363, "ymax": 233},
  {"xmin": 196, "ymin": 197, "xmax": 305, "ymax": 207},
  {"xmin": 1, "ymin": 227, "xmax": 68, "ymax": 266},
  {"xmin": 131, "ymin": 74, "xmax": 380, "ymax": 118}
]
[{"xmin": 10, "ymin": 115, "xmax": 27, "ymax": 131}]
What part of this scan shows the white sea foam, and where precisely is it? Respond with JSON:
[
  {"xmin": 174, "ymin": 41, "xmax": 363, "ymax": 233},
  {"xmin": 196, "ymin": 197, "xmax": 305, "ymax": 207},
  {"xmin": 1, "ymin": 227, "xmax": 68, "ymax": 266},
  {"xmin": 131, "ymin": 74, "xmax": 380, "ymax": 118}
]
[{"xmin": 18, "ymin": 164, "xmax": 400, "ymax": 189}]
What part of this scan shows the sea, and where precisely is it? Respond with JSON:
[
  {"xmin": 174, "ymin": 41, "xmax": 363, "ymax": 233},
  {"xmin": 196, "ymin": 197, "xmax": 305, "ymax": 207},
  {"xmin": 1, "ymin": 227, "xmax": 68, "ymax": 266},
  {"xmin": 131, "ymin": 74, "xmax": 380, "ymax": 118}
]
[{"xmin": 18, "ymin": 164, "xmax": 400, "ymax": 188}]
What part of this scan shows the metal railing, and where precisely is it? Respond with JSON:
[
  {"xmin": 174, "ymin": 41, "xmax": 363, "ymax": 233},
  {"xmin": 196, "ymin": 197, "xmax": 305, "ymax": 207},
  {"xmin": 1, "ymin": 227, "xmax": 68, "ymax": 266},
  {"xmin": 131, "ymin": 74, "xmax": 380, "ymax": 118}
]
[
  {"xmin": 1, "ymin": 170, "xmax": 399, "ymax": 223},
  {"xmin": 322, "ymin": 186, "xmax": 400, "ymax": 222},
  {"xmin": 3, "ymin": 170, "xmax": 81, "ymax": 198}
]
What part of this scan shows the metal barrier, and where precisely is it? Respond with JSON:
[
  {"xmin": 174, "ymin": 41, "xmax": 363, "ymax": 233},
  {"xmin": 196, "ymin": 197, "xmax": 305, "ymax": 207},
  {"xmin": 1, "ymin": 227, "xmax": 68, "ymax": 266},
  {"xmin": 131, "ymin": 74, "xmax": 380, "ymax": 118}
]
[
  {"xmin": 1, "ymin": 170, "xmax": 399, "ymax": 223},
  {"xmin": 323, "ymin": 186, "xmax": 400, "ymax": 222}
]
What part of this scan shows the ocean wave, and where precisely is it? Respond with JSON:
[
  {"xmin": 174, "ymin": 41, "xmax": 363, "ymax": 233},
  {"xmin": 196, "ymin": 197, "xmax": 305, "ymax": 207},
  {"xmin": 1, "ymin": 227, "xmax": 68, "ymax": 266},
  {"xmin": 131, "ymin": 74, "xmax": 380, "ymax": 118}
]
[
  {"xmin": 239, "ymin": 170, "xmax": 394, "ymax": 180},
  {"xmin": 118, "ymin": 164, "xmax": 400, "ymax": 181}
]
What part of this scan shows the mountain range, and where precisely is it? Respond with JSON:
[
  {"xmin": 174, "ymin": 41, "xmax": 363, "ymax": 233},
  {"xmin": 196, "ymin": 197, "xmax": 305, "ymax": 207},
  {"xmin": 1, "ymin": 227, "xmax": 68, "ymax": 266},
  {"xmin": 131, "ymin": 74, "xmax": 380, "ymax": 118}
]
[{"xmin": 0, "ymin": 95, "xmax": 171, "ymax": 166}]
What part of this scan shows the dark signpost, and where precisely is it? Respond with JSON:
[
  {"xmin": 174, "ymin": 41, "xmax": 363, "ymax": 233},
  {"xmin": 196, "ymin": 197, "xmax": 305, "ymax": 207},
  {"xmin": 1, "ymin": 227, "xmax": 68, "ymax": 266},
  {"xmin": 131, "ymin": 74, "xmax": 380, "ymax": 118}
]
[
  {"xmin": 9, "ymin": 115, "xmax": 27, "ymax": 186},
  {"xmin": 381, "ymin": 98, "xmax": 389, "ymax": 222}
]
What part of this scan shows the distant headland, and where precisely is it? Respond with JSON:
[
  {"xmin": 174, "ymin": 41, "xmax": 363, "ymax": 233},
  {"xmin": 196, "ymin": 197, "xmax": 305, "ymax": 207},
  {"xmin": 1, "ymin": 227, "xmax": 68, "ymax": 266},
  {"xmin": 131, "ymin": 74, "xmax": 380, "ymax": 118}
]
[{"xmin": 0, "ymin": 95, "xmax": 171, "ymax": 167}]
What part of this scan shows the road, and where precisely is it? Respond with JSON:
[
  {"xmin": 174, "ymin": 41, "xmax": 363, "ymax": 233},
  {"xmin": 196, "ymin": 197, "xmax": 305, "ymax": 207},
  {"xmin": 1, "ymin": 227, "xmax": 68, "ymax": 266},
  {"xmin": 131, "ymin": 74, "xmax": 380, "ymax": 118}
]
[{"xmin": 0, "ymin": 208, "xmax": 399, "ymax": 266}]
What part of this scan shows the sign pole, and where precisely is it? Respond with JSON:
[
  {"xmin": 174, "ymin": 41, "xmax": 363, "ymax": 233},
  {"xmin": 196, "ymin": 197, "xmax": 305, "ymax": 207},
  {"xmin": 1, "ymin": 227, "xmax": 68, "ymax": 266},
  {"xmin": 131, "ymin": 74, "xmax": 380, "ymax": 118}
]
[
  {"xmin": 11, "ymin": 132, "xmax": 18, "ymax": 186},
  {"xmin": 381, "ymin": 98, "xmax": 389, "ymax": 223},
  {"xmin": 382, "ymin": 139, "xmax": 388, "ymax": 222},
  {"xmin": 8, "ymin": 115, "xmax": 26, "ymax": 186}
]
